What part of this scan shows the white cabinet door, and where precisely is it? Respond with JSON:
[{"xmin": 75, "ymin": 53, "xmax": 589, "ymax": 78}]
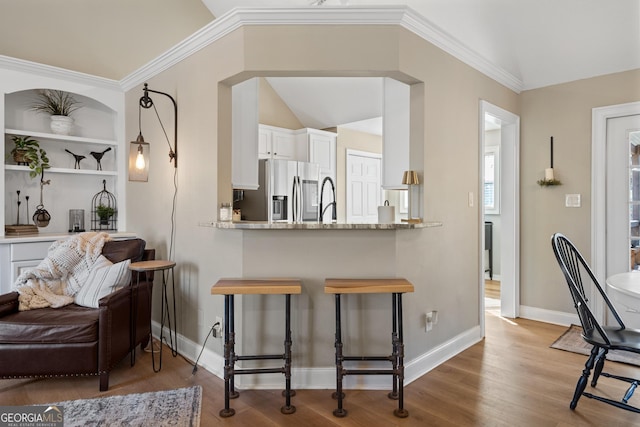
[
  {"xmin": 12, "ymin": 260, "xmax": 40, "ymax": 284},
  {"xmin": 309, "ymin": 131, "xmax": 336, "ymax": 179},
  {"xmin": 258, "ymin": 126, "xmax": 271, "ymax": 159},
  {"xmin": 259, "ymin": 125, "xmax": 296, "ymax": 160},
  {"xmin": 271, "ymin": 130, "xmax": 296, "ymax": 160}
]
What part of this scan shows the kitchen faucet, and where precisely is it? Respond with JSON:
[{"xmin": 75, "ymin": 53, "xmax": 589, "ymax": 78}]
[{"xmin": 319, "ymin": 176, "xmax": 337, "ymax": 222}]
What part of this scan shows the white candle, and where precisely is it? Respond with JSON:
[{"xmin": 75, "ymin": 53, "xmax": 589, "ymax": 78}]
[{"xmin": 545, "ymin": 168, "xmax": 554, "ymax": 180}]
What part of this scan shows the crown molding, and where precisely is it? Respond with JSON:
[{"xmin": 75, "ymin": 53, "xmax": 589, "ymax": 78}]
[
  {"xmin": 398, "ymin": 8, "xmax": 523, "ymax": 93},
  {"xmin": 120, "ymin": 6, "xmax": 523, "ymax": 93},
  {"xmin": 0, "ymin": 55, "xmax": 121, "ymax": 91}
]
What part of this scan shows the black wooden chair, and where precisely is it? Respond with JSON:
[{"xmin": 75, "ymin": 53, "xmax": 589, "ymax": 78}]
[{"xmin": 551, "ymin": 232, "xmax": 640, "ymax": 413}]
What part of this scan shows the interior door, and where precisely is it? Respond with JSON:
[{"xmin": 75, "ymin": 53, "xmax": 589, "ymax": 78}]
[
  {"xmin": 606, "ymin": 114, "xmax": 640, "ymax": 277},
  {"xmin": 346, "ymin": 150, "xmax": 381, "ymax": 223}
]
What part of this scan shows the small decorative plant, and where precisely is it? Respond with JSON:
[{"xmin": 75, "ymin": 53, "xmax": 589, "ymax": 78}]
[
  {"xmin": 10, "ymin": 135, "xmax": 50, "ymax": 178},
  {"xmin": 537, "ymin": 178, "xmax": 562, "ymax": 187},
  {"xmin": 31, "ymin": 90, "xmax": 81, "ymax": 116},
  {"xmin": 96, "ymin": 204, "xmax": 115, "ymax": 224}
]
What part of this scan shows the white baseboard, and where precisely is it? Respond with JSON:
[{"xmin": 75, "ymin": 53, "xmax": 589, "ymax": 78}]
[
  {"xmin": 519, "ymin": 305, "xmax": 578, "ymax": 326},
  {"xmin": 151, "ymin": 321, "xmax": 482, "ymax": 390}
]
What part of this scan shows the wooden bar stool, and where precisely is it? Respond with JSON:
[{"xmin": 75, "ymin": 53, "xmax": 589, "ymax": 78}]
[
  {"xmin": 324, "ymin": 278, "xmax": 415, "ymax": 418},
  {"xmin": 129, "ymin": 259, "xmax": 178, "ymax": 372},
  {"xmin": 211, "ymin": 278, "xmax": 301, "ymax": 417}
]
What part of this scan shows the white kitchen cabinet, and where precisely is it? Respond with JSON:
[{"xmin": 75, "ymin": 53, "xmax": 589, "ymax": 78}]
[
  {"xmin": 232, "ymin": 78, "xmax": 260, "ymax": 190},
  {"xmin": 258, "ymin": 125, "xmax": 296, "ymax": 160},
  {"xmin": 296, "ymin": 128, "xmax": 337, "ymax": 180},
  {"xmin": 382, "ymin": 77, "xmax": 410, "ymax": 189}
]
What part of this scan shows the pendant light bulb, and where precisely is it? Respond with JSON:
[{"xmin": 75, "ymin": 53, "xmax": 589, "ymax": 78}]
[{"xmin": 135, "ymin": 145, "xmax": 145, "ymax": 170}]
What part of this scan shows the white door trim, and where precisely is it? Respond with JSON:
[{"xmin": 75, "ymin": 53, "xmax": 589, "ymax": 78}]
[
  {"xmin": 479, "ymin": 101, "xmax": 520, "ymax": 333},
  {"xmin": 592, "ymin": 101, "xmax": 640, "ymax": 321}
]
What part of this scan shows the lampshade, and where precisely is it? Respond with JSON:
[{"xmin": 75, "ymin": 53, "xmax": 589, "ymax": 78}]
[
  {"xmin": 402, "ymin": 170, "xmax": 419, "ymax": 185},
  {"xmin": 128, "ymin": 133, "xmax": 150, "ymax": 182}
]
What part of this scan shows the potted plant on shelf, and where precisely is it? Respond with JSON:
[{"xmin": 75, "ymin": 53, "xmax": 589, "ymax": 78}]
[
  {"xmin": 96, "ymin": 204, "xmax": 115, "ymax": 225},
  {"xmin": 31, "ymin": 90, "xmax": 81, "ymax": 135},
  {"xmin": 9, "ymin": 135, "xmax": 50, "ymax": 178}
]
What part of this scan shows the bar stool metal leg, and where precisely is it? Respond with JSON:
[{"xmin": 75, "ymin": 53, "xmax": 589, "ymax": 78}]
[
  {"xmin": 389, "ymin": 293, "xmax": 399, "ymax": 400},
  {"xmin": 220, "ymin": 294, "xmax": 236, "ymax": 418},
  {"xmin": 394, "ymin": 293, "xmax": 409, "ymax": 418},
  {"xmin": 229, "ymin": 295, "xmax": 239, "ymax": 399},
  {"xmin": 332, "ymin": 293, "xmax": 347, "ymax": 417},
  {"xmin": 281, "ymin": 294, "xmax": 297, "ymax": 414}
]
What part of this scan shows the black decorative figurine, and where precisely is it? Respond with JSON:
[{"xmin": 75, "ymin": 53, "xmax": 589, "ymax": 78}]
[
  {"xmin": 65, "ymin": 149, "xmax": 85, "ymax": 169},
  {"xmin": 90, "ymin": 147, "xmax": 112, "ymax": 171}
]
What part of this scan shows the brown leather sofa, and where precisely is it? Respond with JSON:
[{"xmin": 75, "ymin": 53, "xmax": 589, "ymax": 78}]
[{"xmin": 0, "ymin": 238, "xmax": 154, "ymax": 391}]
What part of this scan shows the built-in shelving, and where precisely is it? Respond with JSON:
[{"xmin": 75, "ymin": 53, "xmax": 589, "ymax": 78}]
[
  {"xmin": 2, "ymin": 84, "xmax": 124, "ymax": 236},
  {"xmin": 5, "ymin": 128, "xmax": 117, "ymax": 147},
  {"xmin": 4, "ymin": 165, "xmax": 117, "ymax": 176}
]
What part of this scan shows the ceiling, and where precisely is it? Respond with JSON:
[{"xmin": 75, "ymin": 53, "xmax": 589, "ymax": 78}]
[
  {"xmin": 0, "ymin": 1, "xmax": 637, "ymax": 132},
  {"xmin": 204, "ymin": 0, "xmax": 640, "ymax": 90}
]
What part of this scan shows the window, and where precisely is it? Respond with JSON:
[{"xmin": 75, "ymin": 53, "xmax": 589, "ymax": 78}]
[{"xmin": 484, "ymin": 146, "xmax": 500, "ymax": 215}]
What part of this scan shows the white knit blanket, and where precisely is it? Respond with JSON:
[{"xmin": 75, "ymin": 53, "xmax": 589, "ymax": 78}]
[{"xmin": 14, "ymin": 232, "xmax": 112, "ymax": 311}]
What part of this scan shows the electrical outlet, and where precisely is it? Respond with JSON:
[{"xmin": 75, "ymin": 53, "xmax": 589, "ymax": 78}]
[
  {"xmin": 213, "ymin": 316, "xmax": 223, "ymax": 339},
  {"xmin": 425, "ymin": 311, "xmax": 433, "ymax": 332}
]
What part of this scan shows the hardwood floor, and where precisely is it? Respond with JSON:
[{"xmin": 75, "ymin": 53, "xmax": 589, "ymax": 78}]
[
  {"xmin": 485, "ymin": 279, "xmax": 500, "ymax": 300},
  {"xmin": 3, "ymin": 312, "xmax": 640, "ymax": 425}
]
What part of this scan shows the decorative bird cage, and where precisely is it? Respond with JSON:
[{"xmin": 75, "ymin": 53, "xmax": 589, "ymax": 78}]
[{"xmin": 91, "ymin": 179, "xmax": 117, "ymax": 231}]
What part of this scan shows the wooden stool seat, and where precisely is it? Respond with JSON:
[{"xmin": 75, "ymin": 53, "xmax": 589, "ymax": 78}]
[
  {"xmin": 324, "ymin": 278, "xmax": 414, "ymax": 294},
  {"xmin": 211, "ymin": 278, "xmax": 302, "ymax": 295},
  {"xmin": 324, "ymin": 277, "xmax": 415, "ymax": 419},
  {"xmin": 211, "ymin": 278, "xmax": 301, "ymax": 418}
]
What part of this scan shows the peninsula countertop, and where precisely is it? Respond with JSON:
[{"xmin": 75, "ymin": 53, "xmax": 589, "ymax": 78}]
[{"xmin": 199, "ymin": 221, "xmax": 443, "ymax": 230}]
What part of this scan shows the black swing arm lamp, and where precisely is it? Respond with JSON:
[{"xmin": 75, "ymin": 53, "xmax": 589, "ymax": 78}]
[{"xmin": 139, "ymin": 83, "xmax": 178, "ymax": 168}]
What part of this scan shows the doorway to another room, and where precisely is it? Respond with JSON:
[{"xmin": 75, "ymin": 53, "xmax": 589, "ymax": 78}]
[{"xmin": 480, "ymin": 101, "xmax": 520, "ymax": 332}]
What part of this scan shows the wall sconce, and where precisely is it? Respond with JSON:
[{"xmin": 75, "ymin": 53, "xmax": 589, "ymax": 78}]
[
  {"xmin": 129, "ymin": 132, "xmax": 150, "ymax": 182},
  {"xmin": 128, "ymin": 83, "xmax": 178, "ymax": 181},
  {"xmin": 537, "ymin": 136, "xmax": 561, "ymax": 186},
  {"xmin": 401, "ymin": 170, "xmax": 422, "ymax": 223}
]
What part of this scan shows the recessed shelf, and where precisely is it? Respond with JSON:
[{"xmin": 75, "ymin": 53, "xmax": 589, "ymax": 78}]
[
  {"xmin": 5, "ymin": 128, "xmax": 116, "ymax": 146},
  {"xmin": 5, "ymin": 164, "xmax": 117, "ymax": 176}
]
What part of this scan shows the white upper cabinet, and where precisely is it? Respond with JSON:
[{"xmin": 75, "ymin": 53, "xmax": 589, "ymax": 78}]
[
  {"xmin": 258, "ymin": 125, "xmax": 296, "ymax": 160},
  {"xmin": 382, "ymin": 77, "xmax": 410, "ymax": 189},
  {"xmin": 232, "ymin": 78, "xmax": 259, "ymax": 190},
  {"xmin": 296, "ymin": 128, "xmax": 337, "ymax": 179}
]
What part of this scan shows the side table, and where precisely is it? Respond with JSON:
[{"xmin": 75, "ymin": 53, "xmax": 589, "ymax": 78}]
[{"xmin": 130, "ymin": 259, "xmax": 177, "ymax": 372}]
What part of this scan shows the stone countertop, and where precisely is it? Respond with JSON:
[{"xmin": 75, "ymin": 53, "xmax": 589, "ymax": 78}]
[{"xmin": 199, "ymin": 221, "xmax": 443, "ymax": 230}]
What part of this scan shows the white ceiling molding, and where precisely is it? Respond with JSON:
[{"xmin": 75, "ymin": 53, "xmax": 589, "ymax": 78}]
[
  {"xmin": 119, "ymin": 6, "xmax": 523, "ymax": 93},
  {"xmin": 399, "ymin": 8, "xmax": 523, "ymax": 93},
  {"xmin": 0, "ymin": 55, "xmax": 121, "ymax": 91}
]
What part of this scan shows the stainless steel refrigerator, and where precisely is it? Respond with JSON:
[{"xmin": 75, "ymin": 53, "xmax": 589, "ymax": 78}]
[{"xmin": 266, "ymin": 159, "xmax": 320, "ymax": 223}]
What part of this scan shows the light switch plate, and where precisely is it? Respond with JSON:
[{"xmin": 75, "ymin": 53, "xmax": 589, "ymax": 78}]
[{"xmin": 565, "ymin": 194, "xmax": 581, "ymax": 208}]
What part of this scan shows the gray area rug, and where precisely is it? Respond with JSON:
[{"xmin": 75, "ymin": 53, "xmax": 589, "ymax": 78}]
[
  {"xmin": 44, "ymin": 385, "xmax": 201, "ymax": 427},
  {"xmin": 551, "ymin": 324, "xmax": 640, "ymax": 367}
]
